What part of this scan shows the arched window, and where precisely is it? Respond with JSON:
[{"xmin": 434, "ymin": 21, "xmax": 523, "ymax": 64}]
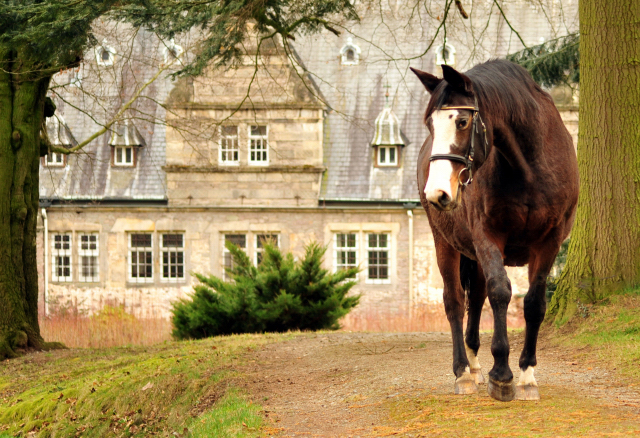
[
  {"xmin": 340, "ymin": 37, "xmax": 361, "ymax": 66},
  {"xmin": 95, "ymin": 41, "xmax": 116, "ymax": 67},
  {"xmin": 435, "ymin": 41, "xmax": 456, "ymax": 67}
]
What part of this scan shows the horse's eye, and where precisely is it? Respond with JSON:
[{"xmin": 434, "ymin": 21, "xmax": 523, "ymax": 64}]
[{"xmin": 456, "ymin": 118, "xmax": 469, "ymax": 130}]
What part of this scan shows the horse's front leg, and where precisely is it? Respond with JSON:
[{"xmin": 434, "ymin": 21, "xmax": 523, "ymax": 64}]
[
  {"xmin": 516, "ymin": 241, "xmax": 559, "ymax": 401},
  {"xmin": 434, "ymin": 236, "xmax": 477, "ymax": 395},
  {"xmin": 472, "ymin": 234, "xmax": 515, "ymax": 401},
  {"xmin": 463, "ymin": 258, "xmax": 487, "ymax": 385}
]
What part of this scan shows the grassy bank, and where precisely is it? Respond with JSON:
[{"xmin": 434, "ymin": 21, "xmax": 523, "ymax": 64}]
[
  {"xmin": 0, "ymin": 333, "xmax": 294, "ymax": 437},
  {"xmin": 548, "ymin": 288, "xmax": 640, "ymax": 380}
]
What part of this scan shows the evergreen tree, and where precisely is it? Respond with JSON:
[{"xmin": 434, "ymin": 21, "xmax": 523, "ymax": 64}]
[
  {"xmin": 171, "ymin": 242, "xmax": 360, "ymax": 339},
  {"xmin": 0, "ymin": 0, "xmax": 358, "ymax": 359}
]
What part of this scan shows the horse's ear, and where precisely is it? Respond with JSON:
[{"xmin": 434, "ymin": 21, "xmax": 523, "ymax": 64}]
[
  {"xmin": 441, "ymin": 65, "xmax": 474, "ymax": 95},
  {"xmin": 410, "ymin": 67, "xmax": 442, "ymax": 94}
]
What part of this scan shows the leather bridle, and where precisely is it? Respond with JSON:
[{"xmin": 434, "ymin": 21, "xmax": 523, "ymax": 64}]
[{"xmin": 429, "ymin": 96, "xmax": 488, "ymax": 187}]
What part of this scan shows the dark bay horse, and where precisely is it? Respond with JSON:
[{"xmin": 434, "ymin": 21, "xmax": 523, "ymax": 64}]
[{"xmin": 411, "ymin": 60, "xmax": 578, "ymax": 401}]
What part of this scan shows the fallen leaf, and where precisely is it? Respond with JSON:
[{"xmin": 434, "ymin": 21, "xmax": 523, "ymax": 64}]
[{"xmin": 142, "ymin": 382, "xmax": 154, "ymax": 391}]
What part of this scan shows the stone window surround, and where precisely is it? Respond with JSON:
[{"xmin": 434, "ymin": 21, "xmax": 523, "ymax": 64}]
[
  {"xmin": 78, "ymin": 232, "xmax": 100, "ymax": 283},
  {"xmin": 248, "ymin": 125, "xmax": 269, "ymax": 166},
  {"xmin": 218, "ymin": 125, "xmax": 240, "ymax": 165},
  {"xmin": 126, "ymin": 231, "xmax": 188, "ymax": 285},
  {"xmin": 220, "ymin": 231, "xmax": 281, "ymax": 278},
  {"xmin": 51, "ymin": 232, "xmax": 73, "ymax": 283},
  {"xmin": 375, "ymin": 145, "xmax": 400, "ymax": 167},
  {"xmin": 325, "ymin": 223, "xmax": 399, "ymax": 285}
]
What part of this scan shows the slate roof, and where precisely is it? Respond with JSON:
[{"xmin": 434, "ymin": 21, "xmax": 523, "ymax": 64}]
[
  {"xmin": 41, "ymin": 1, "xmax": 578, "ymax": 204},
  {"xmin": 293, "ymin": 0, "xmax": 578, "ymax": 202}
]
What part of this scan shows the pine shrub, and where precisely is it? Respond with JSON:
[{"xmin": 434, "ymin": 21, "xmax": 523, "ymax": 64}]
[{"xmin": 171, "ymin": 242, "xmax": 360, "ymax": 339}]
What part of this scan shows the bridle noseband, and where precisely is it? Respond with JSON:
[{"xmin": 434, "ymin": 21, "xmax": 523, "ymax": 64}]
[{"xmin": 429, "ymin": 97, "xmax": 488, "ymax": 187}]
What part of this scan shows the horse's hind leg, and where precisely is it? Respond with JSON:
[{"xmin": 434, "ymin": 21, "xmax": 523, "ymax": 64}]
[
  {"xmin": 462, "ymin": 258, "xmax": 487, "ymax": 385},
  {"xmin": 516, "ymin": 242, "xmax": 559, "ymax": 401},
  {"xmin": 434, "ymin": 236, "xmax": 477, "ymax": 395}
]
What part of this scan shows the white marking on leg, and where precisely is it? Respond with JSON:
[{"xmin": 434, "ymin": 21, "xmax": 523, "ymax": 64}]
[
  {"xmin": 465, "ymin": 343, "xmax": 481, "ymax": 370},
  {"xmin": 517, "ymin": 366, "xmax": 537, "ymax": 387}
]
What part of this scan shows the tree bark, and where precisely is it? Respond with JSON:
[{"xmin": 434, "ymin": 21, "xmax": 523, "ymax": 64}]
[
  {"xmin": 0, "ymin": 48, "xmax": 62, "ymax": 358},
  {"xmin": 548, "ymin": 0, "xmax": 640, "ymax": 323}
]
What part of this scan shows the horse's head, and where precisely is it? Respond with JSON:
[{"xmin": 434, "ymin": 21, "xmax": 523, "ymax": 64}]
[{"xmin": 411, "ymin": 65, "xmax": 481, "ymax": 211}]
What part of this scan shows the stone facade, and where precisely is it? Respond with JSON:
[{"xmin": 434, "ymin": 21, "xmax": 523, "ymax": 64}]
[{"xmin": 38, "ymin": 1, "xmax": 579, "ymax": 321}]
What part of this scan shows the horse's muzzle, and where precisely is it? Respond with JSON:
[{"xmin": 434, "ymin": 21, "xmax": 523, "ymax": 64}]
[{"xmin": 428, "ymin": 191, "xmax": 457, "ymax": 211}]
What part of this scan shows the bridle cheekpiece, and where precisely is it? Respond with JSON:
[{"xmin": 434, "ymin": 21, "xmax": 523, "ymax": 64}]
[{"xmin": 429, "ymin": 96, "xmax": 488, "ymax": 187}]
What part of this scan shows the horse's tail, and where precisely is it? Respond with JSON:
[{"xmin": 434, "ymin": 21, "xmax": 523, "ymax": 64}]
[{"xmin": 459, "ymin": 254, "xmax": 477, "ymax": 297}]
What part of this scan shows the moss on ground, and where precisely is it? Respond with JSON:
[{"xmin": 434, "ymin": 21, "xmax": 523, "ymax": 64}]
[
  {"xmin": 0, "ymin": 333, "xmax": 295, "ymax": 437},
  {"xmin": 549, "ymin": 288, "xmax": 640, "ymax": 380}
]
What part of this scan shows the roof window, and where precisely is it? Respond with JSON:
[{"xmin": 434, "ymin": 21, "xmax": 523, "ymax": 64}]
[{"xmin": 340, "ymin": 37, "xmax": 361, "ymax": 66}]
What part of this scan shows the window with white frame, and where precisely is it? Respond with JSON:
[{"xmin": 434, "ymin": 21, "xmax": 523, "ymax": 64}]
[
  {"xmin": 255, "ymin": 234, "xmax": 279, "ymax": 265},
  {"xmin": 219, "ymin": 126, "xmax": 239, "ymax": 164},
  {"xmin": 129, "ymin": 233, "xmax": 153, "ymax": 282},
  {"xmin": 367, "ymin": 233, "xmax": 390, "ymax": 283},
  {"xmin": 223, "ymin": 234, "xmax": 247, "ymax": 278},
  {"xmin": 161, "ymin": 233, "xmax": 185, "ymax": 281},
  {"xmin": 78, "ymin": 233, "xmax": 99, "ymax": 282},
  {"xmin": 44, "ymin": 152, "xmax": 65, "ymax": 167},
  {"xmin": 248, "ymin": 125, "xmax": 268, "ymax": 165},
  {"xmin": 95, "ymin": 43, "xmax": 117, "ymax": 67},
  {"xmin": 435, "ymin": 41, "xmax": 456, "ymax": 67},
  {"xmin": 340, "ymin": 37, "xmax": 361, "ymax": 65},
  {"xmin": 334, "ymin": 233, "xmax": 358, "ymax": 277},
  {"xmin": 114, "ymin": 146, "xmax": 135, "ymax": 167},
  {"xmin": 377, "ymin": 146, "xmax": 398, "ymax": 166},
  {"xmin": 52, "ymin": 233, "xmax": 72, "ymax": 282}
]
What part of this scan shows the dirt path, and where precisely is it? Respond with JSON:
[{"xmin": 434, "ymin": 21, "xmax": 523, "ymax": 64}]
[{"xmin": 241, "ymin": 332, "xmax": 640, "ymax": 437}]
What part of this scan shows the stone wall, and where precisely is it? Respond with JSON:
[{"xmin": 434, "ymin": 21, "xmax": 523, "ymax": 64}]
[{"xmin": 39, "ymin": 206, "xmax": 436, "ymax": 319}]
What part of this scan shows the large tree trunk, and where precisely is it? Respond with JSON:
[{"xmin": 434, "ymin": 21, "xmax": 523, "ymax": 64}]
[
  {"xmin": 548, "ymin": 0, "xmax": 640, "ymax": 323},
  {"xmin": 0, "ymin": 49, "xmax": 59, "ymax": 358}
]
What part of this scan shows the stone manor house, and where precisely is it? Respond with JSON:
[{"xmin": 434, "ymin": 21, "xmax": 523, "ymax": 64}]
[{"xmin": 37, "ymin": 1, "xmax": 579, "ymax": 318}]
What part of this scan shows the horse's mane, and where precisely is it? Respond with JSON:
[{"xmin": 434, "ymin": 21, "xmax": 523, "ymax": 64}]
[{"xmin": 426, "ymin": 59, "xmax": 544, "ymax": 127}]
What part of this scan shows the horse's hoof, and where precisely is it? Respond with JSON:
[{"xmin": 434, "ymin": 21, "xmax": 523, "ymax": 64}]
[
  {"xmin": 454, "ymin": 373, "xmax": 478, "ymax": 395},
  {"xmin": 515, "ymin": 384, "xmax": 540, "ymax": 401},
  {"xmin": 471, "ymin": 368, "xmax": 485, "ymax": 385},
  {"xmin": 487, "ymin": 378, "xmax": 515, "ymax": 402}
]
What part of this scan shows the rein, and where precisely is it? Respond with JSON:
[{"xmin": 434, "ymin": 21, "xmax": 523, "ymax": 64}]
[{"xmin": 429, "ymin": 97, "xmax": 488, "ymax": 187}]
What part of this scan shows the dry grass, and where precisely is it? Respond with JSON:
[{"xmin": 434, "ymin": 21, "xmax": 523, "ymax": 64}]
[
  {"xmin": 341, "ymin": 303, "xmax": 525, "ymax": 332},
  {"xmin": 40, "ymin": 306, "xmax": 172, "ymax": 348}
]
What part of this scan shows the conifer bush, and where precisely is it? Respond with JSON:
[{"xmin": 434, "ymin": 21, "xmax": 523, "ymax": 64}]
[{"xmin": 171, "ymin": 242, "xmax": 360, "ymax": 339}]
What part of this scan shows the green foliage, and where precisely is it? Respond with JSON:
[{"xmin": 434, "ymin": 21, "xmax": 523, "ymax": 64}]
[
  {"xmin": 545, "ymin": 238, "xmax": 570, "ymax": 302},
  {"xmin": 172, "ymin": 242, "xmax": 360, "ymax": 339},
  {"xmin": 507, "ymin": 33, "xmax": 579, "ymax": 87},
  {"xmin": 0, "ymin": 0, "xmax": 358, "ymax": 77}
]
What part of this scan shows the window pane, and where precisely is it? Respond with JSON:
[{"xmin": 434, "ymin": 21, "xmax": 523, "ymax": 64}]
[
  {"xmin": 125, "ymin": 147, "xmax": 132, "ymax": 163},
  {"xmin": 389, "ymin": 147, "xmax": 396, "ymax": 163},
  {"xmin": 131, "ymin": 234, "xmax": 152, "ymax": 247},
  {"xmin": 251, "ymin": 125, "xmax": 267, "ymax": 136},
  {"xmin": 222, "ymin": 126, "xmax": 237, "ymax": 136},
  {"xmin": 380, "ymin": 147, "xmax": 386, "ymax": 163},
  {"xmin": 225, "ymin": 234, "xmax": 246, "ymax": 248}
]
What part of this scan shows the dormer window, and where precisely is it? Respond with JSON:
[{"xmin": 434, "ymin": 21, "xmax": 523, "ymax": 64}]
[
  {"xmin": 371, "ymin": 93, "xmax": 405, "ymax": 168},
  {"xmin": 340, "ymin": 37, "xmax": 361, "ymax": 66},
  {"xmin": 109, "ymin": 121, "xmax": 145, "ymax": 168},
  {"xmin": 114, "ymin": 146, "xmax": 134, "ymax": 166},
  {"xmin": 44, "ymin": 152, "xmax": 66, "ymax": 167},
  {"xmin": 435, "ymin": 40, "xmax": 456, "ymax": 67},
  {"xmin": 377, "ymin": 146, "xmax": 398, "ymax": 166},
  {"xmin": 42, "ymin": 114, "xmax": 76, "ymax": 168},
  {"xmin": 95, "ymin": 41, "xmax": 116, "ymax": 67},
  {"xmin": 163, "ymin": 39, "xmax": 183, "ymax": 64}
]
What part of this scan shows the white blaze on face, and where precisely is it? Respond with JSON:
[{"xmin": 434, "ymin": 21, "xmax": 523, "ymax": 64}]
[{"xmin": 425, "ymin": 110, "xmax": 460, "ymax": 205}]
